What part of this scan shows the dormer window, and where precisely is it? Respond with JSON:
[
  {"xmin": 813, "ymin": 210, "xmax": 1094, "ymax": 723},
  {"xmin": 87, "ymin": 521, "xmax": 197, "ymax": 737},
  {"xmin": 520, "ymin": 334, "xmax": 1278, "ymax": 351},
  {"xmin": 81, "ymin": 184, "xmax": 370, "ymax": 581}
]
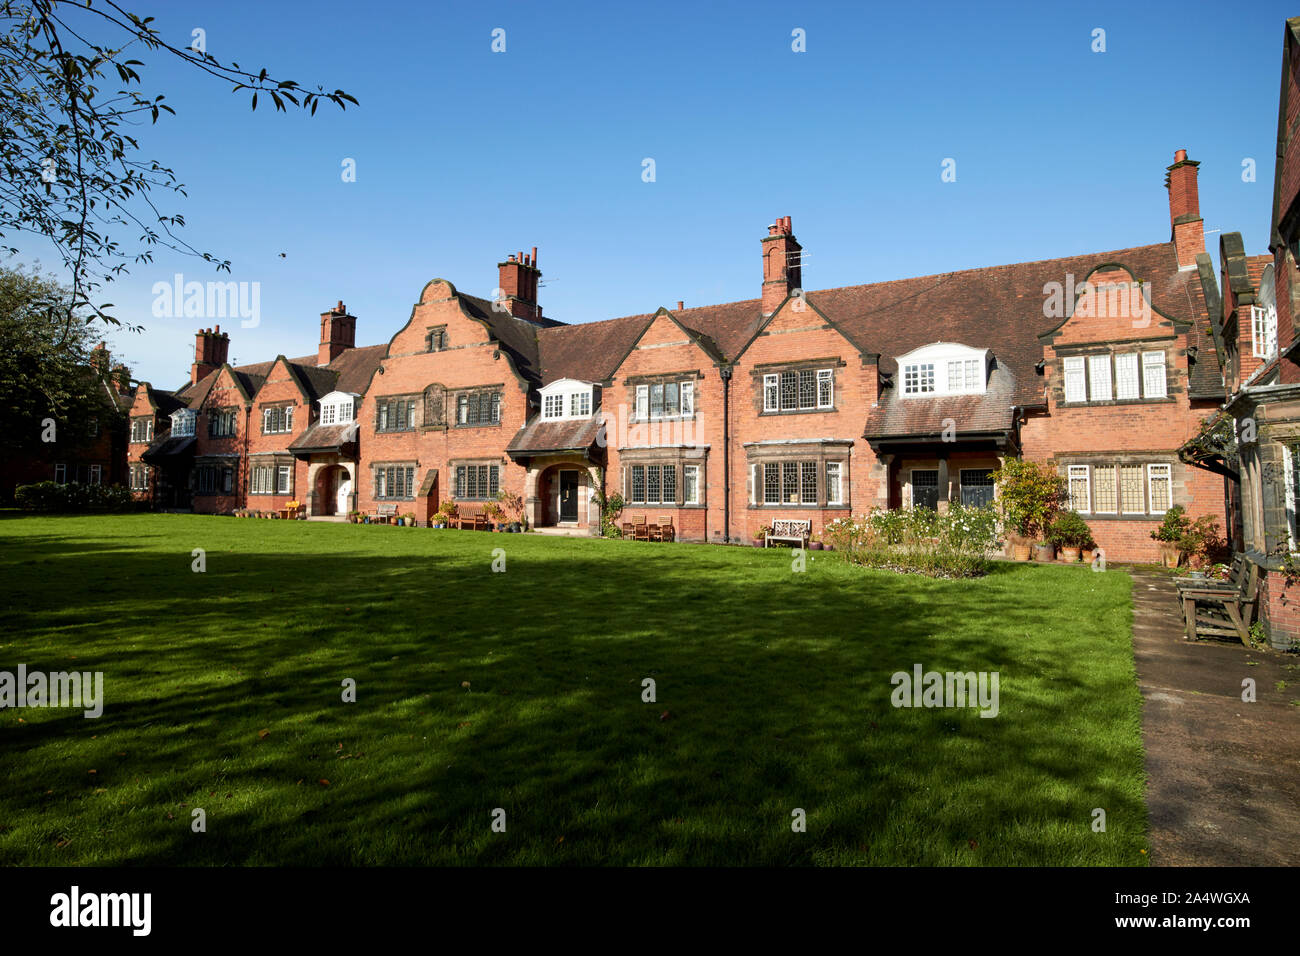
[
  {"xmin": 170, "ymin": 409, "xmax": 196, "ymax": 438},
  {"xmin": 318, "ymin": 391, "xmax": 357, "ymax": 426},
  {"xmin": 540, "ymin": 379, "xmax": 597, "ymax": 421},
  {"xmin": 898, "ymin": 344, "xmax": 988, "ymax": 397}
]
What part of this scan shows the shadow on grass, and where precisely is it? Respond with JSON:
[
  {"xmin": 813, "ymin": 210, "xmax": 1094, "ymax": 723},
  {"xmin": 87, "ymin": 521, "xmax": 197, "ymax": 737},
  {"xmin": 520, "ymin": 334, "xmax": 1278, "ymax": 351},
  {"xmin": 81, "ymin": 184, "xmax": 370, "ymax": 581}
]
[{"xmin": 0, "ymin": 518, "xmax": 1145, "ymax": 865}]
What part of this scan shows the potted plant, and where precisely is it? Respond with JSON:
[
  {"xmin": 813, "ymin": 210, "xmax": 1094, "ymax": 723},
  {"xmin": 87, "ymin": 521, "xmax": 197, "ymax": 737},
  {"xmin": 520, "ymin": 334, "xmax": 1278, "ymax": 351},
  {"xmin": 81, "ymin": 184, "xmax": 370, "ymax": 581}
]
[
  {"xmin": 483, "ymin": 501, "xmax": 505, "ymax": 530},
  {"xmin": 1151, "ymin": 505, "xmax": 1192, "ymax": 568},
  {"xmin": 753, "ymin": 525, "xmax": 770, "ymax": 548},
  {"xmin": 494, "ymin": 489, "xmax": 525, "ymax": 533},
  {"xmin": 808, "ymin": 531, "xmax": 824, "ymax": 551},
  {"xmin": 1048, "ymin": 510, "xmax": 1094, "ymax": 563},
  {"xmin": 991, "ymin": 459, "xmax": 1068, "ymax": 561}
]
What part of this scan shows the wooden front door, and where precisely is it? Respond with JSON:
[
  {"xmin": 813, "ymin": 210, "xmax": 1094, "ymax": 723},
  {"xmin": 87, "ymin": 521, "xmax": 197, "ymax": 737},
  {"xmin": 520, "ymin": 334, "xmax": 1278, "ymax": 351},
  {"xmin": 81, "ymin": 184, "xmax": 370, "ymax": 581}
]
[{"xmin": 559, "ymin": 470, "xmax": 579, "ymax": 522}]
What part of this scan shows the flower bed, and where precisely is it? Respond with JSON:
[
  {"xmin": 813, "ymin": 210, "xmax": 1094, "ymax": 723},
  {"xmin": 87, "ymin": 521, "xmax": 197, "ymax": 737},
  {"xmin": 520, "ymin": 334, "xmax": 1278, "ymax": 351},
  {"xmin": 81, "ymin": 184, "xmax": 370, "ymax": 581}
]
[{"xmin": 823, "ymin": 504, "xmax": 999, "ymax": 578}]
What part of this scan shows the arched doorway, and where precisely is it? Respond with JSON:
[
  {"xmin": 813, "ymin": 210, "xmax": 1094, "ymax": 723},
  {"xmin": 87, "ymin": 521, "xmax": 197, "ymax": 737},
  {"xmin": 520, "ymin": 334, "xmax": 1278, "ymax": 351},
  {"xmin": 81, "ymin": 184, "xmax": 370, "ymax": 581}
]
[{"xmin": 315, "ymin": 464, "xmax": 350, "ymax": 516}]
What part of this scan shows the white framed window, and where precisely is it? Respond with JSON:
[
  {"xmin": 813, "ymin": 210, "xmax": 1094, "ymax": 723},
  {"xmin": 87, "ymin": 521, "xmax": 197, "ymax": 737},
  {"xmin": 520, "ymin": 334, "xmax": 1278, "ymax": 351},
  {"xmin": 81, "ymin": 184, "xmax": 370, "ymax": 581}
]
[
  {"xmin": 1115, "ymin": 353, "xmax": 1140, "ymax": 400},
  {"xmin": 1068, "ymin": 465, "xmax": 1091, "ymax": 513},
  {"xmin": 816, "ymin": 369, "xmax": 833, "ymax": 408},
  {"xmin": 1087, "ymin": 354, "xmax": 1112, "ymax": 401},
  {"xmin": 262, "ymin": 405, "xmax": 293, "ymax": 434},
  {"xmin": 1142, "ymin": 351, "xmax": 1167, "ymax": 399},
  {"xmin": 1253, "ymin": 305, "xmax": 1278, "ymax": 359},
  {"xmin": 681, "ymin": 381, "xmax": 694, "ymax": 416},
  {"xmin": 130, "ymin": 418, "xmax": 154, "ymax": 443},
  {"xmin": 1147, "ymin": 463, "xmax": 1171, "ymax": 514},
  {"xmin": 902, "ymin": 363, "xmax": 935, "ymax": 395},
  {"xmin": 569, "ymin": 392, "xmax": 591, "ymax": 416},
  {"xmin": 322, "ymin": 404, "xmax": 336, "ymax": 425},
  {"xmin": 1063, "ymin": 356, "xmax": 1086, "ymax": 403},
  {"xmin": 276, "ymin": 464, "xmax": 292, "ymax": 495},
  {"xmin": 826, "ymin": 461, "xmax": 843, "ymax": 505},
  {"xmin": 171, "ymin": 409, "xmax": 196, "ymax": 437},
  {"xmin": 946, "ymin": 358, "xmax": 980, "ymax": 392},
  {"xmin": 762, "ymin": 374, "xmax": 778, "ymax": 412},
  {"xmin": 543, "ymin": 394, "xmax": 564, "ymax": 419},
  {"xmin": 636, "ymin": 385, "xmax": 650, "ymax": 419},
  {"xmin": 54, "ymin": 463, "xmax": 66, "ymax": 484},
  {"xmin": 89, "ymin": 464, "xmax": 101, "ymax": 485},
  {"xmin": 683, "ymin": 464, "xmax": 700, "ymax": 505}
]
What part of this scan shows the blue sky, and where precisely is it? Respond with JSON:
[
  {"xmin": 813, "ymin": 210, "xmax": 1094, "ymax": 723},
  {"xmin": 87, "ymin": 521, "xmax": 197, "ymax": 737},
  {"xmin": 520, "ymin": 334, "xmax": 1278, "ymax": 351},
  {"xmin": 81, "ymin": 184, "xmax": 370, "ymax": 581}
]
[{"xmin": 11, "ymin": 0, "xmax": 1297, "ymax": 385}]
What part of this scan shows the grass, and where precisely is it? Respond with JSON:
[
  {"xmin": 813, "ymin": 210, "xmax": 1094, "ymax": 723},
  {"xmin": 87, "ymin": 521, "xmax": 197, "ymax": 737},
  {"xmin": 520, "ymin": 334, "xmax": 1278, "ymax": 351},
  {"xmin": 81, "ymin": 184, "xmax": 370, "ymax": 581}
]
[{"xmin": 0, "ymin": 514, "xmax": 1147, "ymax": 865}]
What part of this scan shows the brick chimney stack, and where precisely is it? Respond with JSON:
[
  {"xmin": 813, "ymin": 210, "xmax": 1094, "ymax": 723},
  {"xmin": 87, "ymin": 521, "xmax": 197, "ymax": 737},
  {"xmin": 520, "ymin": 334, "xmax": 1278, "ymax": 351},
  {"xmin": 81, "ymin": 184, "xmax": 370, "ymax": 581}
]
[
  {"xmin": 497, "ymin": 247, "xmax": 543, "ymax": 321},
  {"xmin": 89, "ymin": 341, "xmax": 109, "ymax": 374},
  {"xmin": 1165, "ymin": 149, "xmax": 1204, "ymax": 269},
  {"xmin": 761, "ymin": 215, "xmax": 802, "ymax": 315},
  {"xmin": 191, "ymin": 325, "xmax": 229, "ymax": 384},
  {"xmin": 318, "ymin": 300, "xmax": 357, "ymax": 366}
]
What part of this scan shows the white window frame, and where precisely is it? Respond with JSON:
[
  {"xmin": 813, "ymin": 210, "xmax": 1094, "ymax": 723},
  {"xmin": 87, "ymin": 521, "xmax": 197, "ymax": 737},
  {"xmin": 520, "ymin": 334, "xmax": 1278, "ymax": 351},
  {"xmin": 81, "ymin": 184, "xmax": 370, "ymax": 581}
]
[
  {"xmin": 1067, "ymin": 465, "xmax": 1091, "ymax": 513},
  {"xmin": 1285, "ymin": 446, "xmax": 1298, "ymax": 551},
  {"xmin": 902, "ymin": 363, "xmax": 935, "ymax": 395},
  {"xmin": 816, "ymin": 369, "xmax": 833, "ymax": 409},
  {"xmin": 1062, "ymin": 356, "xmax": 1086, "ymax": 403},
  {"xmin": 1253, "ymin": 304, "xmax": 1278, "ymax": 359},
  {"xmin": 826, "ymin": 461, "xmax": 844, "ymax": 505},
  {"xmin": 636, "ymin": 385, "xmax": 649, "ymax": 419},
  {"xmin": 681, "ymin": 381, "xmax": 695, "ymax": 416},
  {"xmin": 276, "ymin": 464, "xmax": 292, "ymax": 495},
  {"xmin": 1114, "ymin": 353, "xmax": 1140, "ymax": 400},
  {"xmin": 1141, "ymin": 351, "xmax": 1167, "ymax": 399},
  {"xmin": 543, "ymin": 394, "xmax": 563, "ymax": 419},
  {"xmin": 1146, "ymin": 463, "xmax": 1172, "ymax": 515},
  {"xmin": 762, "ymin": 374, "xmax": 779, "ymax": 412},
  {"xmin": 683, "ymin": 464, "xmax": 700, "ymax": 505},
  {"xmin": 1088, "ymin": 354, "xmax": 1112, "ymax": 401}
]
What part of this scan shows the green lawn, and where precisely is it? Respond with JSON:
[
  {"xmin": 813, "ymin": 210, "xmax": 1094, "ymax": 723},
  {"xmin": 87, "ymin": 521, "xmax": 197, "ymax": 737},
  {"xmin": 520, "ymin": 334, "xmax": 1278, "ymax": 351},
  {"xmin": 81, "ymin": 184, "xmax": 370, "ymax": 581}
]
[{"xmin": 0, "ymin": 514, "xmax": 1146, "ymax": 865}]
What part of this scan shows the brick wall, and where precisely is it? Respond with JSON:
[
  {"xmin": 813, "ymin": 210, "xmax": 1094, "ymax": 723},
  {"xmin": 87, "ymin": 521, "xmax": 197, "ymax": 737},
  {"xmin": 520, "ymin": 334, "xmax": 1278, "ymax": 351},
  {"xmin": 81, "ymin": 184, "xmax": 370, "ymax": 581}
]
[{"xmin": 354, "ymin": 280, "xmax": 532, "ymax": 523}]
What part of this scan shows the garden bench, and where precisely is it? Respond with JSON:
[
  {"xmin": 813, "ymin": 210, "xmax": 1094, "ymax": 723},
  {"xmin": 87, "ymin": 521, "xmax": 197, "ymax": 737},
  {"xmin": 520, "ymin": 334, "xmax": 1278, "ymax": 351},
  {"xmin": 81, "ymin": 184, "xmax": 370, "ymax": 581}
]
[
  {"xmin": 371, "ymin": 503, "xmax": 398, "ymax": 523},
  {"xmin": 453, "ymin": 505, "xmax": 490, "ymax": 531},
  {"xmin": 766, "ymin": 519, "xmax": 811, "ymax": 548},
  {"xmin": 1180, "ymin": 560, "xmax": 1259, "ymax": 646},
  {"xmin": 1174, "ymin": 554, "xmax": 1244, "ymax": 595},
  {"xmin": 631, "ymin": 516, "xmax": 648, "ymax": 542},
  {"xmin": 657, "ymin": 515, "xmax": 675, "ymax": 543}
]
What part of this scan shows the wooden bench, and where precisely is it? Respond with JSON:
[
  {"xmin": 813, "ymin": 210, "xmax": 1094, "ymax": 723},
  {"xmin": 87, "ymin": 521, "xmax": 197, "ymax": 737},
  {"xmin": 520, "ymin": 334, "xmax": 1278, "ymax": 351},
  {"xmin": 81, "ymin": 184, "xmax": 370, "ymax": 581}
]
[
  {"xmin": 766, "ymin": 519, "xmax": 811, "ymax": 548},
  {"xmin": 1174, "ymin": 554, "xmax": 1244, "ymax": 595},
  {"xmin": 371, "ymin": 503, "xmax": 398, "ymax": 523},
  {"xmin": 657, "ymin": 515, "xmax": 675, "ymax": 543},
  {"xmin": 1180, "ymin": 559, "xmax": 1259, "ymax": 645},
  {"xmin": 453, "ymin": 504, "xmax": 490, "ymax": 531}
]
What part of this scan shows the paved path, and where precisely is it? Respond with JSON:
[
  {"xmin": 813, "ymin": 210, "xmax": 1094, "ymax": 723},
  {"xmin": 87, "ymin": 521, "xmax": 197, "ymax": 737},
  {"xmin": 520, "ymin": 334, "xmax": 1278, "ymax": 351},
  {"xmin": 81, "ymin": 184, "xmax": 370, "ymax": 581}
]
[{"xmin": 1130, "ymin": 569, "xmax": 1300, "ymax": 865}]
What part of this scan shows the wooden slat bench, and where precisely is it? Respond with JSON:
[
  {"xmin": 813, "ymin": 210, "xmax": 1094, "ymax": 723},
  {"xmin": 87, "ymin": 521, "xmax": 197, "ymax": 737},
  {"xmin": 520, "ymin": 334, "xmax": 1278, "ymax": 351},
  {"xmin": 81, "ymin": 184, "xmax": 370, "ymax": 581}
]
[
  {"xmin": 371, "ymin": 503, "xmax": 398, "ymax": 523},
  {"xmin": 1180, "ymin": 560, "xmax": 1259, "ymax": 646},
  {"xmin": 766, "ymin": 519, "xmax": 811, "ymax": 548},
  {"xmin": 453, "ymin": 505, "xmax": 490, "ymax": 531}
]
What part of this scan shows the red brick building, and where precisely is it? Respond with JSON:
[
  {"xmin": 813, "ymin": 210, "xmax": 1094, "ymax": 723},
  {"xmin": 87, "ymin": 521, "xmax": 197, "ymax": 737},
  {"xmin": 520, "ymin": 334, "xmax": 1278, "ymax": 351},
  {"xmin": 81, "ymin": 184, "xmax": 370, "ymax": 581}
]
[
  {"xmin": 125, "ymin": 152, "xmax": 1225, "ymax": 565},
  {"xmin": 2, "ymin": 343, "xmax": 133, "ymax": 500},
  {"xmin": 1187, "ymin": 16, "xmax": 1300, "ymax": 649}
]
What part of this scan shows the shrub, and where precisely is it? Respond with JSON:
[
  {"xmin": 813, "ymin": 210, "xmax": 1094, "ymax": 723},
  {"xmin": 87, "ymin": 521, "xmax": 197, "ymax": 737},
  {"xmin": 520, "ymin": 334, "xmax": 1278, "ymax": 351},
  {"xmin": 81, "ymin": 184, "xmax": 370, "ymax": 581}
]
[
  {"xmin": 1150, "ymin": 505, "xmax": 1191, "ymax": 544},
  {"xmin": 14, "ymin": 481, "xmax": 135, "ymax": 513},
  {"xmin": 1178, "ymin": 513, "xmax": 1227, "ymax": 564},
  {"xmin": 600, "ymin": 491, "xmax": 625, "ymax": 538},
  {"xmin": 1048, "ymin": 510, "xmax": 1094, "ymax": 549},
  {"xmin": 990, "ymin": 459, "xmax": 1067, "ymax": 540}
]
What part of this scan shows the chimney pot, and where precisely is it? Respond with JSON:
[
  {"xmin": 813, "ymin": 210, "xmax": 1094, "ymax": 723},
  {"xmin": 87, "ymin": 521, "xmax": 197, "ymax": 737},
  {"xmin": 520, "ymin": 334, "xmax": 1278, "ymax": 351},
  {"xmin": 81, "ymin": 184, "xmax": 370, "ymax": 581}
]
[
  {"xmin": 1175, "ymin": 148, "xmax": 1187, "ymax": 163},
  {"xmin": 677, "ymin": 301, "xmax": 684, "ymax": 310},
  {"xmin": 531, "ymin": 246, "xmax": 538, "ymax": 267}
]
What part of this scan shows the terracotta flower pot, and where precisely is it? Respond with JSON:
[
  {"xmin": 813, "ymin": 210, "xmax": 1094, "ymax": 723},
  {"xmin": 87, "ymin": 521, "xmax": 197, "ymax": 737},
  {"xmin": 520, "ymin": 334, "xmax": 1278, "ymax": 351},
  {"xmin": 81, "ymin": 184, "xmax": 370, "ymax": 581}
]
[
  {"xmin": 1158, "ymin": 542, "xmax": 1182, "ymax": 568},
  {"xmin": 1060, "ymin": 546, "xmax": 1080, "ymax": 563},
  {"xmin": 1012, "ymin": 541, "xmax": 1032, "ymax": 562},
  {"xmin": 1032, "ymin": 542, "xmax": 1055, "ymax": 562},
  {"xmin": 1081, "ymin": 548, "xmax": 1096, "ymax": 564}
]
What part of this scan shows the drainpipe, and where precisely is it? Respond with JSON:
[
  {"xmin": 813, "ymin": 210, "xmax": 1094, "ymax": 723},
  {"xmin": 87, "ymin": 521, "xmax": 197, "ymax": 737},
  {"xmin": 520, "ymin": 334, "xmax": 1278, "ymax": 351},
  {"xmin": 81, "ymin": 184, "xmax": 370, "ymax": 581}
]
[
  {"xmin": 720, "ymin": 365, "xmax": 732, "ymax": 543},
  {"xmin": 243, "ymin": 405, "xmax": 251, "ymax": 511}
]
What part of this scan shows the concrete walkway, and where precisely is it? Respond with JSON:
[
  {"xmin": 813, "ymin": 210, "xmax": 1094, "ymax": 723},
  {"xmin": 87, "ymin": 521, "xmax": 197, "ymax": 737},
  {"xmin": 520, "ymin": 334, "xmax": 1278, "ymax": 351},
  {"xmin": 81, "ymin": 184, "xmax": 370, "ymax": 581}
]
[{"xmin": 1130, "ymin": 568, "xmax": 1300, "ymax": 865}]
